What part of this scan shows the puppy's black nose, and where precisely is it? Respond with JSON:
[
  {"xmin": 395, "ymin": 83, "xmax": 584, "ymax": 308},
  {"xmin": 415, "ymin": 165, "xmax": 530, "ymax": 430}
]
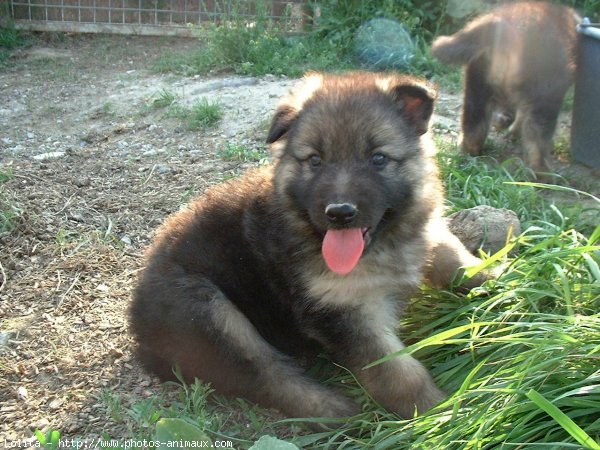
[{"xmin": 325, "ymin": 203, "xmax": 358, "ymax": 224}]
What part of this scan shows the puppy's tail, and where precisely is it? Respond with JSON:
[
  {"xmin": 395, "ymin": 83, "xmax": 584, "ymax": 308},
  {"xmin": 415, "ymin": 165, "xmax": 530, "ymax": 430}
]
[{"xmin": 431, "ymin": 18, "xmax": 500, "ymax": 65}]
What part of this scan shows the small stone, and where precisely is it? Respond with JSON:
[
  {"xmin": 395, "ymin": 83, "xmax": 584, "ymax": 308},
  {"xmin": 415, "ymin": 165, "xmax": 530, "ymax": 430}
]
[
  {"xmin": 48, "ymin": 398, "xmax": 63, "ymax": 410},
  {"xmin": 448, "ymin": 205, "xmax": 521, "ymax": 255},
  {"xmin": 0, "ymin": 331, "xmax": 15, "ymax": 346},
  {"xmin": 72, "ymin": 177, "xmax": 91, "ymax": 188},
  {"xmin": 68, "ymin": 212, "xmax": 86, "ymax": 223},
  {"xmin": 95, "ymin": 284, "xmax": 110, "ymax": 293},
  {"xmin": 16, "ymin": 386, "xmax": 28, "ymax": 400},
  {"xmin": 32, "ymin": 417, "xmax": 50, "ymax": 430}
]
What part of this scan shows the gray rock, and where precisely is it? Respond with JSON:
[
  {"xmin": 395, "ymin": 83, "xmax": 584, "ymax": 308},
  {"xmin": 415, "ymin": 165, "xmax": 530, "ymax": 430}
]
[
  {"xmin": 448, "ymin": 205, "xmax": 521, "ymax": 255},
  {"xmin": 156, "ymin": 165, "xmax": 172, "ymax": 174}
]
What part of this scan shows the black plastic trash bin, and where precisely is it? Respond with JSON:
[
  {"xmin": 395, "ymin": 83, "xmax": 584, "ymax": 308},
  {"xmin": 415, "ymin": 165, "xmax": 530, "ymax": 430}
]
[{"xmin": 571, "ymin": 18, "xmax": 600, "ymax": 169}]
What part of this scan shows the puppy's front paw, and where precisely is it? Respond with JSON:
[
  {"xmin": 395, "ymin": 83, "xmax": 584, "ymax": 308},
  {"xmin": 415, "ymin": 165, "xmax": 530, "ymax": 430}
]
[{"xmin": 395, "ymin": 376, "xmax": 446, "ymax": 418}]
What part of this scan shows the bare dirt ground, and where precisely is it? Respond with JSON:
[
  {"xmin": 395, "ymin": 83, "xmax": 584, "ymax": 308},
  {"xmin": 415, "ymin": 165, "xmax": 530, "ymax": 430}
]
[
  {"xmin": 0, "ymin": 34, "xmax": 298, "ymax": 442},
  {"xmin": 0, "ymin": 34, "xmax": 598, "ymax": 443}
]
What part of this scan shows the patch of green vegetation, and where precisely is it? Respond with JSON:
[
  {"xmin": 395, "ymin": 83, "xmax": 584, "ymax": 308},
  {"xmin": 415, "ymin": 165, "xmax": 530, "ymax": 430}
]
[
  {"xmin": 101, "ymin": 101, "xmax": 116, "ymax": 117},
  {"xmin": 431, "ymin": 65, "xmax": 462, "ymax": 94},
  {"xmin": 54, "ymin": 228, "xmax": 80, "ymax": 246},
  {"xmin": 564, "ymin": 0, "xmax": 600, "ymax": 21},
  {"xmin": 0, "ymin": 14, "xmax": 34, "ymax": 66},
  {"xmin": 150, "ymin": 89, "xmax": 177, "ymax": 109},
  {"xmin": 152, "ymin": 0, "xmax": 458, "ymax": 78},
  {"xmin": 180, "ymin": 187, "xmax": 199, "ymax": 205},
  {"xmin": 562, "ymin": 86, "xmax": 575, "ymax": 112},
  {"xmin": 25, "ymin": 57, "xmax": 78, "ymax": 82},
  {"xmin": 0, "ymin": 168, "xmax": 12, "ymax": 184},
  {"xmin": 166, "ymin": 98, "xmax": 223, "ymax": 130},
  {"xmin": 98, "ymin": 390, "xmax": 126, "ymax": 423},
  {"xmin": 217, "ymin": 143, "xmax": 268, "ymax": 164},
  {"xmin": 153, "ymin": 25, "xmax": 353, "ymax": 78},
  {"xmin": 34, "ymin": 429, "xmax": 61, "ymax": 450},
  {"xmin": 554, "ymin": 132, "xmax": 572, "ymax": 163}
]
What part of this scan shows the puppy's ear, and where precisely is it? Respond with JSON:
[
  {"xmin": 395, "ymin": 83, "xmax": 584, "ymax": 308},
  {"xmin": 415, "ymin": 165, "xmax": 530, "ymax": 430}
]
[
  {"xmin": 266, "ymin": 105, "xmax": 298, "ymax": 144},
  {"xmin": 390, "ymin": 82, "xmax": 436, "ymax": 135},
  {"xmin": 267, "ymin": 73, "xmax": 324, "ymax": 145}
]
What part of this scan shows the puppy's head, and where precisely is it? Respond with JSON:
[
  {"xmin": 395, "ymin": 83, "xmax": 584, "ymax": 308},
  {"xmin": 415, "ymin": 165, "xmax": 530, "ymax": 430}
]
[{"xmin": 267, "ymin": 72, "xmax": 438, "ymax": 275}]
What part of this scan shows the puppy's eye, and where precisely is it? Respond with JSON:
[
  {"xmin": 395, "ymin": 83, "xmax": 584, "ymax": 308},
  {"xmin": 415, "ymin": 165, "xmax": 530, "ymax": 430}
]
[
  {"xmin": 308, "ymin": 154, "xmax": 322, "ymax": 168},
  {"xmin": 370, "ymin": 153, "xmax": 388, "ymax": 169}
]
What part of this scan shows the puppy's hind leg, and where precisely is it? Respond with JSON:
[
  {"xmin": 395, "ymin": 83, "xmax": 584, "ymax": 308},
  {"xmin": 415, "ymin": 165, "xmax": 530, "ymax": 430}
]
[
  {"xmin": 204, "ymin": 295, "xmax": 359, "ymax": 418},
  {"xmin": 131, "ymin": 279, "xmax": 357, "ymax": 419}
]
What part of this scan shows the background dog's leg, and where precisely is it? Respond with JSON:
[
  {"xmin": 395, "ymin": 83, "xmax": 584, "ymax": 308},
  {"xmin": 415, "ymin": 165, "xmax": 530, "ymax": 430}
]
[
  {"xmin": 460, "ymin": 58, "xmax": 494, "ymax": 157},
  {"xmin": 519, "ymin": 100, "xmax": 562, "ymax": 173},
  {"xmin": 507, "ymin": 109, "xmax": 523, "ymax": 138},
  {"xmin": 132, "ymin": 282, "xmax": 357, "ymax": 419}
]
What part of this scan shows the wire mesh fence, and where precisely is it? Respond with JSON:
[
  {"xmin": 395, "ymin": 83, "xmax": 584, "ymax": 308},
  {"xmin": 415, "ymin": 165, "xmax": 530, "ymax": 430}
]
[{"xmin": 7, "ymin": 1, "xmax": 307, "ymax": 36}]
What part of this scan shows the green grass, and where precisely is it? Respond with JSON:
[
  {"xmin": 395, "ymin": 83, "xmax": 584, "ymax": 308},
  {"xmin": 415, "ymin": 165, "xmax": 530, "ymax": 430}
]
[
  {"xmin": 151, "ymin": 0, "xmax": 456, "ymax": 79},
  {"xmin": 217, "ymin": 143, "xmax": 269, "ymax": 164},
  {"xmin": 153, "ymin": 27, "xmax": 355, "ymax": 78},
  {"xmin": 150, "ymin": 89, "xmax": 177, "ymax": 109},
  {"xmin": 165, "ymin": 98, "xmax": 223, "ymax": 130},
  {"xmin": 0, "ymin": 18, "xmax": 34, "ymax": 66}
]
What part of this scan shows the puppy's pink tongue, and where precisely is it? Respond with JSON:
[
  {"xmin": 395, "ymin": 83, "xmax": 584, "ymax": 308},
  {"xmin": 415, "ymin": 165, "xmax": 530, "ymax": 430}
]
[{"xmin": 322, "ymin": 228, "xmax": 365, "ymax": 275}]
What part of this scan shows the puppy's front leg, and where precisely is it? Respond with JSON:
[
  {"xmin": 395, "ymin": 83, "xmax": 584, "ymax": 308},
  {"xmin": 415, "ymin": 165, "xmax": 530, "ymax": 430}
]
[
  {"xmin": 309, "ymin": 305, "xmax": 445, "ymax": 418},
  {"xmin": 423, "ymin": 217, "xmax": 493, "ymax": 290}
]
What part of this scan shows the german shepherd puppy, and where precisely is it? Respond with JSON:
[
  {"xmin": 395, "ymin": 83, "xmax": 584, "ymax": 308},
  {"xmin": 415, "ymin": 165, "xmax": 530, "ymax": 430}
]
[
  {"xmin": 431, "ymin": 2, "xmax": 579, "ymax": 172},
  {"xmin": 129, "ymin": 72, "xmax": 489, "ymax": 420}
]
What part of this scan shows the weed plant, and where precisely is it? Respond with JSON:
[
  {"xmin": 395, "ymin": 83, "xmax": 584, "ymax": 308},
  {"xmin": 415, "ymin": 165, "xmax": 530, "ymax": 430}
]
[
  {"xmin": 0, "ymin": 8, "xmax": 37, "ymax": 67},
  {"xmin": 0, "ymin": 13, "xmax": 32, "ymax": 65},
  {"xmin": 164, "ymin": 98, "xmax": 223, "ymax": 130}
]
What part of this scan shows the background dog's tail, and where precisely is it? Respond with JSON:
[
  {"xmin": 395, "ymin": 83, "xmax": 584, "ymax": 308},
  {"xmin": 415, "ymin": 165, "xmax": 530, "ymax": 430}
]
[{"xmin": 431, "ymin": 18, "xmax": 499, "ymax": 65}]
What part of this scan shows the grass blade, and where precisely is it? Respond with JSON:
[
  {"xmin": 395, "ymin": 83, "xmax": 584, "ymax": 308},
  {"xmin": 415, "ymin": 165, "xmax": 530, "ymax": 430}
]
[{"xmin": 526, "ymin": 389, "xmax": 600, "ymax": 450}]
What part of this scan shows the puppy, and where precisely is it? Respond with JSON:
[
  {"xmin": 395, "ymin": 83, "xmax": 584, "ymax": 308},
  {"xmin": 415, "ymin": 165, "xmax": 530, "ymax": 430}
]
[{"xmin": 129, "ymin": 72, "xmax": 490, "ymax": 420}]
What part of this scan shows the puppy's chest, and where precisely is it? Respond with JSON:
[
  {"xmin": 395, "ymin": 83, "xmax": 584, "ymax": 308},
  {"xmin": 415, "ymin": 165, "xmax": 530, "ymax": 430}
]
[{"xmin": 303, "ymin": 242, "xmax": 425, "ymax": 310}]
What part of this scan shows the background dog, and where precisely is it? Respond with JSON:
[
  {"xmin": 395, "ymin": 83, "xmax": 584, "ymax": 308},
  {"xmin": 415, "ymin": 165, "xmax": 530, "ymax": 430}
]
[
  {"xmin": 129, "ymin": 72, "xmax": 490, "ymax": 420},
  {"xmin": 431, "ymin": 2, "xmax": 579, "ymax": 172}
]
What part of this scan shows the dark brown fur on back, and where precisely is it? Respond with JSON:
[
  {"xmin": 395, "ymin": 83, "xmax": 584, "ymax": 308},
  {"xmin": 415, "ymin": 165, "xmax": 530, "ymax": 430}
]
[
  {"xmin": 431, "ymin": 2, "xmax": 579, "ymax": 172},
  {"xmin": 129, "ymin": 72, "xmax": 489, "ymax": 420}
]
